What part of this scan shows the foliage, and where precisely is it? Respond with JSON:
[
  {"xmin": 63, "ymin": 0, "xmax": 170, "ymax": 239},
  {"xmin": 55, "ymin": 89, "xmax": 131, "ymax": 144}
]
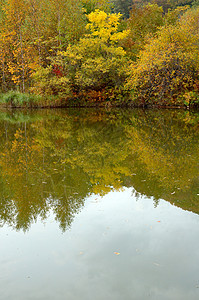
[
  {"xmin": 126, "ymin": 3, "xmax": 164, "ymax": 59},
  {"xmin": 111, "ymin": 0, "xmax": 133, "ymax": 18},
  {"xmin": 164, "ymin": 5, "xmax": 190, "ymax": 25},
  {"xmin": 126, "ymin": 15, "xmax": 199, "ymax": 106},
  {"xmin": 0, "ymin": 0, "xmax": 86, "ymax": 93},
  {"xmin": 31, "ymin": 66, "xmax": 70, "ymax": 98},
  {"xmin": 36, "ymin": 9, "xmax": 130, "ymax": 102},
  {"xmin": 1, "ymin": 0, "xmax": 199, "ymax": 106},
  {"xmin": 67, "ymin": 10, "xmax": 129, "ymax": 90},
  {"xmin": 0, "ymin": 0, "xmax": 40, "ymax": 92},
  {"xmin": 81, "ymin": 0, "xmax": 111, "ymax": 14}
]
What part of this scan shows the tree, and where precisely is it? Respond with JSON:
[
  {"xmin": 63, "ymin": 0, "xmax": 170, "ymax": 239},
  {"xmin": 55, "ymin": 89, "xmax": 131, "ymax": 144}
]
[
  {"xmin": 33, "ymin": 9, "xmax": 130, "ymax": 100},
  {"xmin": 61, "ymin": 10, "xmax": 130, "ymax": 95},
  {"xmin": 0, "ymin": 0, "xmax": 88, "ymax": 91},
  {"xmin": 0, "ymin": 0, "xmax": 39, "ymax": 92},
  {"xmin": 81, "ymin": 0, "xmax": 111, "ymax": 14},
  {"xmin": 126, "ymin": 17, "xmax": 199, "ymax": 105},
  {"xmin": 26, "ymin": 0, "xmax": 86, "ymax": 60},
  {"xmin": 126, "ymin": 3, "xmax": 164, "ymax": 59},
  {"xmin": 111, "ymin": 0, "xmax": 133, "ymax": 18}
]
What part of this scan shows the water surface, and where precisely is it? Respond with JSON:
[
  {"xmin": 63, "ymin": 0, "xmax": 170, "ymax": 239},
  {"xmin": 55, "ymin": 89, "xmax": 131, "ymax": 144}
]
[{"xmin": 0, "ymin": 108, "xmax": 198, "ymax": 299}]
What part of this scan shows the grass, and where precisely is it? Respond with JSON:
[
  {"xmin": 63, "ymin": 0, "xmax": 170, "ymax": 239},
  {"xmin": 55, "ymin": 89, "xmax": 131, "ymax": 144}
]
[
  {"xmin": 0, "ymin": 91, "xmax": 69, "ymax": 108},
  {"xmin": 0, "ymin": 91, "xmax": 42, "ymax": 108}
]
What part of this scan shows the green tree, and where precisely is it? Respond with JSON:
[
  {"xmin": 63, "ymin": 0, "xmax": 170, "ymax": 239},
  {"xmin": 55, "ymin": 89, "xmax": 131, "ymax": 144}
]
[
  {"xmin": 81, "ymin": 0, "xmax": 111, "ymax": 14},
  {"xmin": 111, "ymin": 0, "xmax": 133, "ymax": 18}
]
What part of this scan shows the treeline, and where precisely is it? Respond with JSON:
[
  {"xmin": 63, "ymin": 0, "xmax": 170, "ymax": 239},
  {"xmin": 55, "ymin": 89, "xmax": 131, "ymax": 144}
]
[{"xmin": 1, "ymin": 0, "xmax": 199, "ymax": 107}]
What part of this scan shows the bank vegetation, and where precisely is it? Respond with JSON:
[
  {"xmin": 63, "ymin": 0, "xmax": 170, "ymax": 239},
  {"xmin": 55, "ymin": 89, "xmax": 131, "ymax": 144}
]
[{"xmin": 1, "ymin": 0, "xmax": 199, "ymax": 108}]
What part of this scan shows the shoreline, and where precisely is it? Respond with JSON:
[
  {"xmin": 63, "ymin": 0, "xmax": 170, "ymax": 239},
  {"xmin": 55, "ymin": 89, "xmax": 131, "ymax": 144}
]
[
  {"xmin": 0, "ymin": 91, "xmax": 199, "ymax": 110},
  {"xmin": 0, "ymin": 103, "xmax": 197, "ymax": 110}
]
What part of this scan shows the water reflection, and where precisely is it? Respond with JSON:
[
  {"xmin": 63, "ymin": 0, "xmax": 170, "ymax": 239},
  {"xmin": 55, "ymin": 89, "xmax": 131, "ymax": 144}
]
[{"xmin": 0, "ymin": 108, "xmax": 198, "ymax": 231}]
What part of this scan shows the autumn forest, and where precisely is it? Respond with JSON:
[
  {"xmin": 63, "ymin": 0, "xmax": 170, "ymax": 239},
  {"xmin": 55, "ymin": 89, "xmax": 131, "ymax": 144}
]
[{"xmin": 1, "ymin": 0, "xmax": 199, "ymax": 107}]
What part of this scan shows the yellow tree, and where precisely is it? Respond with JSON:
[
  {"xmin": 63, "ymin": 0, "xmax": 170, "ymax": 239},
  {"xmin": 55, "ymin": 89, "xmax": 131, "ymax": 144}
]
[
  {"xmin": 126, "ymin": 15, "xmax": 199, "ymax": 106},
  {"xmin": 62, "ymin": 10, "xmax": 130, "ymax": 94},
  {"xmin": 0, "ymin": 13, "xmax": 9, "ymax": 90},
  {"xmin": 32, "ymin": 9, "xmax": 130, "ymax": 99},
  {"xmin": 0, "ymin": 0, "xmax": 16, "ymax": 90},
  {"xmin": 2, "ymin": 0, "xmax": 39, "ymax": 91},
  {"xmin": 25, "ymin": 0, "xmax": 87, "ymax": 70}
]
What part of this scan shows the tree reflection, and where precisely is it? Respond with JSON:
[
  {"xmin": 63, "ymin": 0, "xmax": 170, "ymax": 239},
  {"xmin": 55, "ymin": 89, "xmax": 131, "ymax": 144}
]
[{"xmin": 0, "ymin": 109, "xmax": 198, "ymax": 231}]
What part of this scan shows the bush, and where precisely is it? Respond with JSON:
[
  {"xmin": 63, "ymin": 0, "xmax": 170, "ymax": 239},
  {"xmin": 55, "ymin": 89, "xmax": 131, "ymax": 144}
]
[{"xmin": 126, "ymin": 21, "xmax": 199, "ymax": 106}]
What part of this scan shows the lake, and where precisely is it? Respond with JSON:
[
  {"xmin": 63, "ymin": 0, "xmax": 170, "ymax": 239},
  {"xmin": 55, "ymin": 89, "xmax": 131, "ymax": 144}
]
[{"xmin": 0, "ymin": 108, "xmax": 198, "ymax": 300}]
